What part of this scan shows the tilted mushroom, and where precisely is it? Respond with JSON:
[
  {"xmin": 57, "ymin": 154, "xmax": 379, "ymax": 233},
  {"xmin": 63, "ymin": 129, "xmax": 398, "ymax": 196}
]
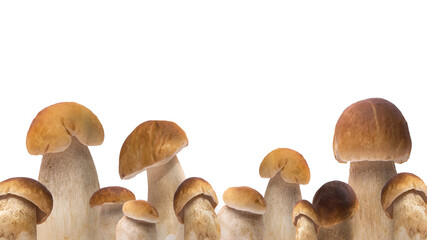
[
  {"xmin": 333, "ymin": 98, "xmax": 411, "ymax": 240},
  {"xmin": 218, "ymin": 186, "xmax": 266, "ymax": 240},
  {"xmin": 90, "ymin": 186, "xmax": 136, "ymax": 240},
  {"xmin": 116, "ymin": 200, "xmax": 159, "ymax": 240},
  {"xmin": 292, "ymin": 200, "xmax": 319, "ymax": 240},
  {"xmin": 381, "ymin": 173, "xmax": 427, "ymax": 240},
  {"xmin": 0, "ymin": 177, "xmax": 53, "ymax": 240},
  {"xmin": 119, "ymin": 120, "xmax": 188, "ymax": 240},
  {"xmin": 259, "ymin": 148, "xmax": 310, "ymax": 240},
  {"xmin": 312, "ymin": 181, "xmax": 358, "ymax": 240},
  {"xmin": 173, "ymin": 177, "xmax": 220, "ymax": 240}
]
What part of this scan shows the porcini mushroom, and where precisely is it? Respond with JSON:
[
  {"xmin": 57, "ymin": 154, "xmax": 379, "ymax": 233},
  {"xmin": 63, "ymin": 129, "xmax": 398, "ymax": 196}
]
[
  {"xmin": 116, "ymin": 200, "xmax": 159, "ymax": 240},
  {"xmin": 381, "ymin": 172, "xmax": 427, "ymax": 240},
  {"xmin": 218, "ymin": 186, "xmax": 266, "ymax": 240},
  {"xmin": 292, "ymin": 200, "xmax": 319, "ymax": 240},
  {"xmin": 90, "ymin": 186, "xmax": 136, "ymax": 240},
  {"xmin": 119, "ymin": 120, "xmax": 188, "ymax": 240},
  {"xmin": 26, "ymin": 102, "xmax": 104, "ymax": 240},
  {"xmin": 333, "ymin": 98, "xmax": 411, "ymax": 240},
  {"xmin": 173, "ymin": 177, "xmax": 220, "ymax": 240},
  {"xmin": 259, "ymin": 148, "xmax": 310, "ymax": 240},
  {"xmin": 0, "ymin": 177, "xmax": 53, "ymax": 240}
]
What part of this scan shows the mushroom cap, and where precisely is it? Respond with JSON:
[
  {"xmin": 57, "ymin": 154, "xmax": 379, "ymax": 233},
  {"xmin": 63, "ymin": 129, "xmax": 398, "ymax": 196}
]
[
  {"xmin": 259, "ymin": 148, "xmax": 310, "ymax": 184},
  {"xmin": 333, "ymin": 98, "xmax": 411, "ymax": 163},
  {"xmin": 119, "ymin": 120, "xmax": 188, "ymax": 180},
  {"xmin": 222, "ymin": 186, "xmax": 266, "ymax": 215},
  {"xmin": 173, "ymin": 177, "xmax": 218, "ymax": 224},
  {"xmin": 381, "ymin": 172, "xmax": 427, "ymax": 219},
  {"xmin": 0, "ymin": 177, "xmax": 53, "ymax": 224},
  {"xmin": 292, "ymin": 200, "xmax": 319, "ymax": 230},
  {"xmin": 312, "ymin": 181, "xmax": 358, "ymax": 227},
  {"xmin": 89, "ymin": 186, "xmax": 135, "ymax": 208},
  {"xmin": 122, "ymin": 200, "xmax": 160, "ymax": 223},
  {"xmin": 26, "ymin": 102, "xmax": 104, "ymax": 155}
]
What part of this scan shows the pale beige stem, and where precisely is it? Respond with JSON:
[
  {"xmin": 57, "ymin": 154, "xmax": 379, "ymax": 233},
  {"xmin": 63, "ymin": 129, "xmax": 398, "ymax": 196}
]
[
  {"xmin": 96, "ymin": 203, "xmax": 124, "ymax": 240},
  {"xmin": 295, "ymin": 216, "xmax": 317, "ymax": 240},
  {"xmin": 263, "ymin": 173, "xmax": 301, "ymax": 240},
  {"xmin": 0, "ymin": 196, "xmax": 37, "ymax": 240},
  {"xmin": 183, "ymin": 197, "xmax": 220, "ymax": 240},
  {"xmin": 317, "ymin": 219, "xmax": 351, "ymax": 240},
  {"xmin": 218, "ymin": 205, "xmax": 263, "ymax": 240},
  {"xmin": 116, "ymin": 216, "xmax": 157, "ymax": 240},
  {"xmin": 393, "ymin": 192, "xmax": 427, "ymax": 240}
]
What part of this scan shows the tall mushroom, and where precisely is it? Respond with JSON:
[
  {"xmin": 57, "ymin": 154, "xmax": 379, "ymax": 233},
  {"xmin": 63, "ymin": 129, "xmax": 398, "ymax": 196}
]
[
  {"xmin": 218, "ymin": 186, "xmax": 266, "ymax": 240},
  {"xmin": 333, "ymin": 98, "xmax": 411, "ymax": 240},
  {"xmin": 89, "ymin": 186, "xmax": 136, "ymax": 240},
  {"xmin": 381, "ymin": 172, "xmax": 427, "ymax": 240},
  {"xmin": 173, "ymin": 177, "xmax": 220, "ymax": 240},
  {"xmin": 26, "ymin": 102, "xmax": 104, "ymax": 240},
  {"xmin": 119, "ymin": 120, "xmax": 188, "ymax": 240},
  {"xmin": 292, "ymin": 200, "xmax": 319, "ymax": 240},
  {"xmin": 0, "ymin": 177, "xmax": 53, "ymax": 240},
  {"xmin": 259, "ymin": 148, "xmax": 311, "ymax": 240}
]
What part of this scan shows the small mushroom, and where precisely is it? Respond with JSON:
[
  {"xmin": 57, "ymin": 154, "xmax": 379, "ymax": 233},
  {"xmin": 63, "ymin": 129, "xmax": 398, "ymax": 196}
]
[
  {"xmin": 381, "ymin": 173, "xmax": 427, "ymax": 240},
  {"xmin": 119, "ymin": 120, "xmax": 188, "ymax": 240},
  {"xmin": 173, "ymin": 177, "xmax": 220, "ymax": 240},
  {"xmin": 218, "ymin": 186, "xmax": 266, "ymax": 240},
  {"xmin": 292, "ymin": 200, "xmax": 319, "ymax": 240},
  {"xmin": 116, "ymin": 200, "xmax": 159, "ymax": 240},
  {"xmin": 259, "ymin": 148, "xmax": 310, "ymax": 240},
  {"xmin": 90, "ymin": 186, "xmax": 136, "ymax": 240},
  {"xmin": 0, "ymin": 177, "xmax": 53, "ymax": 240}
]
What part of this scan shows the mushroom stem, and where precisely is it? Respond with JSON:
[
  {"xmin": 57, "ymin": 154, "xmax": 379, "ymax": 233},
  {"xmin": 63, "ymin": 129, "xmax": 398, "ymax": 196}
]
[
  {"xmin": 317, "ymin": 219, "xmax": 351, "ymax": 240},
  {"xmin": 96, "ymin": 203, "xmax": 124, "ymax": 240},
  {"xmin": 295, "ymin": 216, "xmax": 317, "ymax": 240},
  {"xmin": 0, "ymin": 196, "xmax": 37, "ymax": 240},
  {"xmin": 116, "ymin": 216, "xmax": 157, "ymax": 240},
  {"xmin": 263, "ymin": 173, "xmax": 301, "ymax": 240},
  {"xmin": 218, "ymin": 206, "xmax": 263, "ymax": 240},
  {"xmin": 37, "ymin": 137, "xmax": 100, "ymax": 240},
  {"xmin": 183, "ymin": 197, "xmax": 220, "ymax": 240},
  {"xmin": 147, "ymin": 155, "xmax": 185, "ymax": 240},
  {"xmin": 348, "ymin": 160, "xmax": 396, "ymax": 240}
]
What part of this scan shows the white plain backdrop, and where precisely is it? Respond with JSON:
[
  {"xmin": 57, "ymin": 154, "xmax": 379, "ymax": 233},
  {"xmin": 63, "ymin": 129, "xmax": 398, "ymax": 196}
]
[{"xmin": 1, "ymin": 1, "xmax": 426, "ymax": 211}]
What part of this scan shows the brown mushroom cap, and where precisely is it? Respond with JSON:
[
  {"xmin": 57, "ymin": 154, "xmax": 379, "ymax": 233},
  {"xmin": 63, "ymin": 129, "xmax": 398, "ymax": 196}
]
[
  {"xmin": 381, "ymin": 172, "xmax": 427, "ymax": 219},
  {"xmin": 122, "ymin": 200, "xmax": 160, "ymax": 223},
  {"xmin": 173, "ymin": 177, "xmax": 218, "ymax": 224},
  {"xmin": 292, "ymin": 200, "xmax": 319, "ymax": 229},
  {"xmin": 26, "ymin": 102, "xmax": 104, "ymax": 155},
  {"xmin": 333, "ymin": 98, "xmax": 411, "ymax": 163},
  {"xmin": 312, "ymin": 181, "xmax": 358, "ymax": 227},
  {"xmin": 259, "ymin": 148, "xmax": 310, "ymax": 184},
  {"xmin": 89, "ymin": 186, "xmax": 135, "ymax": 208},
  {"xmin": 223, "ymin": 186, "xmax": 266, "ymax": 215},
  {"xmin": 0, "ymin": 177, "xmax": 53, "ymax": 224},
  {"xmin": 119, "ymin": 120, "xmax": 188, "ymax": 180}
]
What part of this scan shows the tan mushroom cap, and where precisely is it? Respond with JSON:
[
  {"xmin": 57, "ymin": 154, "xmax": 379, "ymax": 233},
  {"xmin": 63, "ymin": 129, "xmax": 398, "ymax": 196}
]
[
  {"xmin": 333, "ymin": 98, "xmax": 411, "ymax": 163},
  {"xmin": 173, "ymin": 177, "xmax": 218, "ymax": 224},
  {"xmin": 89, "ymin": 186, "xmax": 135, "ymax": 208},
  {"xmin": 26, "ymin": 102, "xmax": 104, "ymax": 155},
  {"xmin": 292, "ymin": 200, "xmax": 319, "ymax": 230},
  {"xmin": 223, "ymin": 186, "xmax": 266, "ymax": 215},
  {"xmin": 122, "ymin": 200, "xmax": 160, "ymax": 223},
  {"xmin": 381, "ymin": 172, "xmax": 427, "ymax": 219},
  {"xmin": 312, "ymin": 181, "xmax": 358, "ymax": 227},
  {"xmin": 119, "ymin": 120, "xmax": 188, "ymax": 180},
  {"xmin": 0, "ymin": 177, "xmax": 53, "ymax": 224},
  {"xmin": 259, "ymin": 148, "xmax": 310, "ymax": 184}
]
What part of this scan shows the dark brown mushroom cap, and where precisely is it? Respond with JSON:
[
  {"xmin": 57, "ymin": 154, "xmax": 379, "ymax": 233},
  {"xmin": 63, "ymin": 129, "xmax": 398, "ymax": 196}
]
[
  {"xmin": 223, "ymin": 186, "xmax": 266, "ymax": 215},
  {"xmin": 292, "ymin": 200, "xmax": 319, "ymax": 232},
  {"xmin": 89, "ymin": 186, "xmax": 135, "ymax": 208},
  {"xmin": 122, "ymin": 200, "xmax": 160, "ymax": 223}
]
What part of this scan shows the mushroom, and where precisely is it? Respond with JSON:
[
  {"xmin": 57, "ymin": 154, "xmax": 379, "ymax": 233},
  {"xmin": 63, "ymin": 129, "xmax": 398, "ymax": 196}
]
[
  {"xmin": 26, "ymin": 102, "xmax": 104, "ymax": 240},
  {"xmin": 259, "ymin": 148, "xmax": 310, "ymax": 240},
  {"xmin": 90, "ymin": 186, "xmax": 136, "ymax": 240},
  {"xmin": 119, "ymin": 120, "xmax": 188, "ymax": 240},
  {"xmin": 116, "ymin": 200, "xmax": 159, "ymax": 240},
  {"xmin": 292, "ymin": 200, "xmax": 319, "ymax": 240},
  {"xmin": 218, "ymin": 186, "xmax": 266, "ymax": 240},
  {"xmin": 333, "ymin": 98, "xmax": 411, "ymax": 240},
  {"xmin": 173, "ymin": 177, "xmax": 220, "ymax": 240},
  {"xmin": 0, "ymin": 177, "xmax": 53, "ymax": 240},
  {"xmin": 312, "ymin": 181, "xmax": 358, "ymax": 240},
  {"xmin": 381, "ymin": 172, "xmax": 427, "ymax": 240}
]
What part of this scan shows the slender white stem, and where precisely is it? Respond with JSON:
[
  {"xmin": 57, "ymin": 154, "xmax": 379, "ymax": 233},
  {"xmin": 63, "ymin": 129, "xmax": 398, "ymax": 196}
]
[
  {"xmin": 393, "ymin": 192, "xmax": 427, "ymax": 240},
  {"xmin": 183, "ymin": 197, "xmax": 220, "ymax": 240},
  {"xmin": 218, "ymin": 206, "xmax": 263, "ymax": 240},
  {"xmin": 0, "ymin": 196, "xmax": 37, "ymax": 240},
  {"xmin": 295, "ymin": 216, "xmax": 317, "ymax": 240},
  {"xmin": 116, "ymin": 216, "xmax": 157, "ymax": 240}
]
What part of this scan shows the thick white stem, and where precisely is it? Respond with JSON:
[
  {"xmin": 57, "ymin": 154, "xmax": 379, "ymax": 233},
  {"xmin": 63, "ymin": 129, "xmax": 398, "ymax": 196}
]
[
  {"xmin": 0, "ymin": 196, "xmax": 37, "ymax": 240},
  {"xmin": 37, "ymin": 137, "xmax": 100, "ymax": 240},
  {"xmin": 116, "ymin": 216, "xmax": 157, "ymax": 240},
  {"xmin": 218, "ymin": 206, "xmax": 263, "ymax": 240},
  {"xmin": 263, "ymin": 173, "xmax": 301, "ymax": 240},
  {"xmin": 147, "ymin": 156, "xmax": 185, "ymax": 240},
  {"xmin": 96, "ymin": 203, "xmax": 124, "ymax": 240},
  {"xmin": 393, "ymin": 192, "xmax": 427, "ymax": 240},
  {"xmin": 348, "ymin": 161, "xmax": 396, "ymax": 240},
  {"xmin": 183, "ymin": 197, "xmax": 220, "ymax": 240},
  {"xmin": 295, "ymin": 216, "xmax": 317, "ymax": 240},
  {"xmin": 317, "ymin": 219, "xmax": 351, "ymax": 240}
]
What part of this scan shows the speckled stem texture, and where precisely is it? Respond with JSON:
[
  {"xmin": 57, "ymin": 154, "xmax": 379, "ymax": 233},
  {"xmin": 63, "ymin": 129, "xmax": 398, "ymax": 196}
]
[
  {"xmin": 393, "ymin": 192, "xmax": 427, "ymax": 240},
  {"xmin": 116, "ymin": 216, "xmax": 157, "ymax": 240},
  {"xmin": 0, "ymin": 196, "xmax": 37, "ymax": 240},
  {"xmin": 295, "ymin": 216, "xmax": 317, "ymax": 240},
  {"xmin": 183, "ymin": 197, "xmax": 220, "ymax": 240},
  {"xmin": 317, "ymin": 219, "xmax": 351, "ymax": 240},
  {"xmin": 96, "ymin": 203, "xmax": 124, "ymax": 240},
  {"xmin": 218, "ymin": 206, "xmax": 263, "ymax": 240}
]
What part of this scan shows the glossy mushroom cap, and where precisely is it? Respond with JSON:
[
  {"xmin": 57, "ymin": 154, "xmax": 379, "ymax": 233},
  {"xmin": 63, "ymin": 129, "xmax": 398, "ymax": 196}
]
[
  {"xmin": 122, "ymin": 200, "xmax": 160, "ymax": 224},
  {"xmin": 333, "ymin": 98, "xmax": 411, "ymax": 163},
  {"xmin": 0, "ymin": 177, "xmax": 53, "ymax": 224},
  {"xmin": 223, "ymin": 186, "xmax": 266, "ymax": 215},
  {"xmin": 173, "ymin": 177, "xmax": 218, "ymax": 224},
  {"xmin": 292, "ymin": 200, "xmax": 319, "ymax": 229},
  {"xmin": 89, "ymin": 186, "xmax": 135, "ymax": 208},
  {"xmin": 119, "ymin": 120, "xmax": 188, "ymax": 180},
  {"xmin": 381, "ymin": 172, "xmax": 427, "ymax": 219},
  {"xmin": 259, "ymin": 148, "xmax": 310, "ymax": 184}
]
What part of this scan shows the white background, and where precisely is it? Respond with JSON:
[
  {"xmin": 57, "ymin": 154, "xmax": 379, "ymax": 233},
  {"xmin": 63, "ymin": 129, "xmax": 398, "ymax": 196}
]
[{"xmin": 1, "ymin": 1, "xmax": 426, "ymax": 211}]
